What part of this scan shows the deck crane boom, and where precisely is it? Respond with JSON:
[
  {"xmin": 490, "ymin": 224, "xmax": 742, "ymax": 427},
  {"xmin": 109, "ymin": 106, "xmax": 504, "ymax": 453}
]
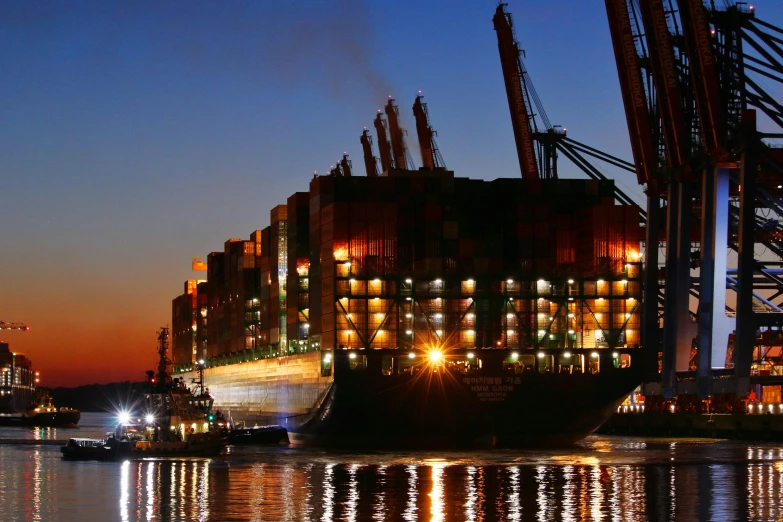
[
  {"xmin": 412, "ymin": 94, "xmax": 446, "ymax": 170},
  {"xmin": 678, "ymin": 0, "xmax": 728, "ymax": 163},
  {"xmin": 0, "ymin": 321, "xmax": 29, "ymax": 331},
  {"xmin": 638, "ymin": 0, "xmax": 692, "ymax": 179},
  {"xmin": 373, "ymin": 111, "xmax": 393, "ymax": 173},
  {"xmin": 385, "ymin": 98, "xmax": 415, "ymax": 170},
  {"xmin": 360, "ymin": 129, "xmax": 379, "ymax": 177},
  {"xmin": 492, "ymin": 4, "xmax": 540, "ymax": 180},
  {"xmin": 605, "ymin": 0, "xmax": 659, "ymax": 189}
]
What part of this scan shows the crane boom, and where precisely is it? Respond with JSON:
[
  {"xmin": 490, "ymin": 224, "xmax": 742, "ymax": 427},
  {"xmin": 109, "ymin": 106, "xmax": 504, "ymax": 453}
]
[
  {"xmin": 360, "ymin": 129, "xmax": 379, "ymax": 177},
  {"xmin": 412, "ymin": 94, "xmax": 446, "ymax": 170},
  {"xmin": 0, "ymin": 321, "xmax": 29, "ymax": 331},
  {"xmin": 639, "ymin": 0, "xmax": 691, "ymax": 178},
  {"xmin": 493, "ymin": 4, "xmax": 539, "ymax": 180},
  {"xmin": 385, "ymin": 98, "xmax": 414, "ymax": 170},
  {"xmin": 340, "ymin": 153, "xmax": 352, "ymax": 177},
  {"xmin": 373, "ymin": 112, "xmax": 393, "ymax": 173},
  {"xmin": 605, "ymin": 0, "xmax": 658, "ymax": 188},
  {"xmin": 678, "ymin": 0, "xmax": 729, "ymax": 163}
]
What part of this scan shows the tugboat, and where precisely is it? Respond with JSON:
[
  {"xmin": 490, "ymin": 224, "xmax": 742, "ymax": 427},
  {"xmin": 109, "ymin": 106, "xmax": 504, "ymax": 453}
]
[
  {"xmin": 21, "ymin": 391, "xmax": 80, "ymax": 427},
  {"xmin": 61, "ymin": 328, "xmax": 226, "ymax": 461}
]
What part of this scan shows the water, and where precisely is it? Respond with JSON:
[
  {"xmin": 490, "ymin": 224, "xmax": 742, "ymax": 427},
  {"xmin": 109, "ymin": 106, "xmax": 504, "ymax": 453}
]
[{"xmin": 2, "ymin": 413, "xmax": 783, "ymax": 521}]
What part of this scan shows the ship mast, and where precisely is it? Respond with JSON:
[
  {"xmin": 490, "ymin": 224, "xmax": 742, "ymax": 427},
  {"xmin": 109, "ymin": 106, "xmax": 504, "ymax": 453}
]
[{"xmin": 156, "ymin": 327, "xmax": 171, "ymax": 392}]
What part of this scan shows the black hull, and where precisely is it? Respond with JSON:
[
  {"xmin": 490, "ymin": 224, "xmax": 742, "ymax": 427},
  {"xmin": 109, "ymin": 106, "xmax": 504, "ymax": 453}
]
[
  {"xmin": 287, "ymin": 366, "xmax": 641, "ymax": 449},
  {"xmin": 0, "ymin": 411, "xmax": 80, "ymax": 428},
  {"xmin": 61, "ymin": 437, "xmax": 227, "ymax": 461},
  {"xmin": 228, "ymin": 426, "xmax": 289, "ymax": 445}
]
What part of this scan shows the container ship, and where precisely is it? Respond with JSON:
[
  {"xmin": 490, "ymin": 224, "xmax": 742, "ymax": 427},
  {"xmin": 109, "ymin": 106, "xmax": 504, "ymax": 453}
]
[
  {"xmin": 169, "ymin": 5, "xmax": 644, "ymax": 447},
  {"xmin": 171, "ymin": 161, "xmax": 643, "ymax": 447}
]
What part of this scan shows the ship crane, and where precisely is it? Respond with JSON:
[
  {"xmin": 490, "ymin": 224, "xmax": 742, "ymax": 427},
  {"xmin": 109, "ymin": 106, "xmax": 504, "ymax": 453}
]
[{"xmin": 0, "ymin": 321, "xmax": 29, "ymax": 331}]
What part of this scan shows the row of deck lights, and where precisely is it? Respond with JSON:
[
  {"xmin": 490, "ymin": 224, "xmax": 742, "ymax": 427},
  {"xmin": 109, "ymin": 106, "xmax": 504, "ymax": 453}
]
[
  {"xmin": 328, "ymin": 350, "xmax": 621, "ymax": 361},
  {"xmin": 748, "ymin": 403, "xmax": 783, "ymax": 414}
]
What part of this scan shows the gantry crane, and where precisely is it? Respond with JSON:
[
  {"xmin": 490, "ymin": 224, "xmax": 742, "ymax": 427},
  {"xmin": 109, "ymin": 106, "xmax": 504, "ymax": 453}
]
[
  {"xmin": 492, "ymin": 4, "xmax": 644, "ymax": 219},
  {"xmin": 605, "ymin": 0, "xmax": 783, "ymax": 404},
  {"xmin": 0, "ymin": 321, "xmax": 29, "ymax": 331}
]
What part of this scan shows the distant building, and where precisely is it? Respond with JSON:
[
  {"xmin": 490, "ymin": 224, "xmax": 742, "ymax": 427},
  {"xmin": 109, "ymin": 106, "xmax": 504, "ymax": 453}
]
[{"xmin": 0, "ymin": 342, "xmax": 35, "ymax": 412}]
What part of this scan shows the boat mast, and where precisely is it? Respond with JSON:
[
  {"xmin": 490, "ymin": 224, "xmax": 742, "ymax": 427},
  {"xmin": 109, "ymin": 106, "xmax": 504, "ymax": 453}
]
[{"xmin": 156, "ymin": 327, "xmax": 171, "ymax": 392}]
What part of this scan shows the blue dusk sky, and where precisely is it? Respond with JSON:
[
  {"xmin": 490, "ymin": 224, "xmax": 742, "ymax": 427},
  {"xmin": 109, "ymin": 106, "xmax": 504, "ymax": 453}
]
[{"xmin": 1, "ymin": 1, "xmax": 781, "ymax": 386}]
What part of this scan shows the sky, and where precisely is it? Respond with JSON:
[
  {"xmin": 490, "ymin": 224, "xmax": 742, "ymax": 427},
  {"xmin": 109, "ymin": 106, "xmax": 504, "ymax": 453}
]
[{"xmin": 1, "ymin": 1, "xmax": 782, "ymax": 387}]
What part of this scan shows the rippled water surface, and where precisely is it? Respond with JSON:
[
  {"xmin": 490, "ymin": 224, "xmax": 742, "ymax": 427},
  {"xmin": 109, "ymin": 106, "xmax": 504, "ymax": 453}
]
[{"xmin": 2, "ymin": 413, "xmax": 783, "ymax": 521}]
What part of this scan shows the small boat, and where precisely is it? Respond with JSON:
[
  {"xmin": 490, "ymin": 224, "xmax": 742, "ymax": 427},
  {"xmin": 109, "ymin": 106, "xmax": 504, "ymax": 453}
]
[
  {"xmin": 61, "ymin": 437, "xmax": 127, "ymax": 461},
  {"xmin": 61, "ymin": 329, "xmax": 227, "ymax": 461},
  {"xmin": 0, "ymin": 392, "xmax": 80, "ymax": 428},
  {"xmin": 228, "ymin": 424, "xmax": 289, "ymax": 445},
  {"xmin": 21, "ymin": 392, "xmax": 80, "ymax": 427},
  {"xmin": 61, "ymin": 429, "xmax": 227, "ymax": 461}
]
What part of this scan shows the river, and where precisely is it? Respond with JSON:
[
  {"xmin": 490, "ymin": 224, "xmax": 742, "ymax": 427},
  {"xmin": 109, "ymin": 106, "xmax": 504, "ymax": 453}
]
[{"xmin": 1, "ymin": 412, "xmax": 782, "ymax": 521}]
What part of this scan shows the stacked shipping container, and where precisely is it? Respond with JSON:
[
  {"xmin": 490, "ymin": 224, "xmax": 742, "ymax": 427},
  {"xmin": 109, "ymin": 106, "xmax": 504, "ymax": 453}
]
[{"xmin": 173, "ymin": 171, "xmax": 643, "ymax": 370}]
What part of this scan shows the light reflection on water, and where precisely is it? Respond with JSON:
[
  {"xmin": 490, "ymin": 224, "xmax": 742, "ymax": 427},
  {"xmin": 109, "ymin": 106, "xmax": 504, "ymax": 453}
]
[{"xmin": 3, "ymin": 435, "xmax": 783, "ymax": 520}]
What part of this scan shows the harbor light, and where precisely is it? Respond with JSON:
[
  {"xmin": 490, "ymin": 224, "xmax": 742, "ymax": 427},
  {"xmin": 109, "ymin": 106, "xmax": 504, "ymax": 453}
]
[
  {"xmin": 408, "ymin": 352, "xmax": 416, "ymax": 359},
  {"xmin": 405, "ymin": 278, "xmax": 412, "ymax": 284},
  {"xmin": 568, "ymin": 279, "xmax": 574, "ymax": 284},
  {"xmin": 467, "ymin": 352, "xmax": 475, "ymax": 359},
  {"xmin": 511, "ymin": 352, "xmax": 519, "ymax": 360},
  {"xmin": 612, "ymin": 352, "xmax": 619, "ymax": 358},
  {"xmin": 349, "ymin": 353, "xmax": 357, "ymax": 360},
  {"xmin": 145, "ymin": 414, "xmax": 155, "ymax": 424},
  {"xmin": 537, "ymin": 352, "xmax": 545, "ymax": 358},
  {"xmin": 591, "ymin": 352, "xmax": 599, "ymax": 358},
  {"xmin": 323, "ymin": 354, "xmax": 332, "ymax": 362},
  {"xmin": 428, "ymin": 350, "xmax": 444, "ymax": 363},
  {"xmin": 563, "ymin": 352, "xmax": 571, "ymax": 358},
  {"xmin": 118, "ymin": 411, "xmax": 131, "ymax": 425}
]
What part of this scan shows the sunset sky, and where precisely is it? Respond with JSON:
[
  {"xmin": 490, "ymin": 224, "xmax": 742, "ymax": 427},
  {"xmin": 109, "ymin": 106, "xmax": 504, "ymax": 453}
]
[{"xmin": 2, "ymin": 1, "xmax": 781, "ymax": 387}]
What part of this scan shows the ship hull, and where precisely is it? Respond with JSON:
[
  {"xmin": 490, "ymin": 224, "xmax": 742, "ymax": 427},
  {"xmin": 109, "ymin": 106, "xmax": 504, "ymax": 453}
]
[
  {"xmin": 185, "ymin": 351, "xmax": 640, "ymax": 448},
  {"xmin": 287, "ymin": 368, "xmax": 639, "ymax": 448}
]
